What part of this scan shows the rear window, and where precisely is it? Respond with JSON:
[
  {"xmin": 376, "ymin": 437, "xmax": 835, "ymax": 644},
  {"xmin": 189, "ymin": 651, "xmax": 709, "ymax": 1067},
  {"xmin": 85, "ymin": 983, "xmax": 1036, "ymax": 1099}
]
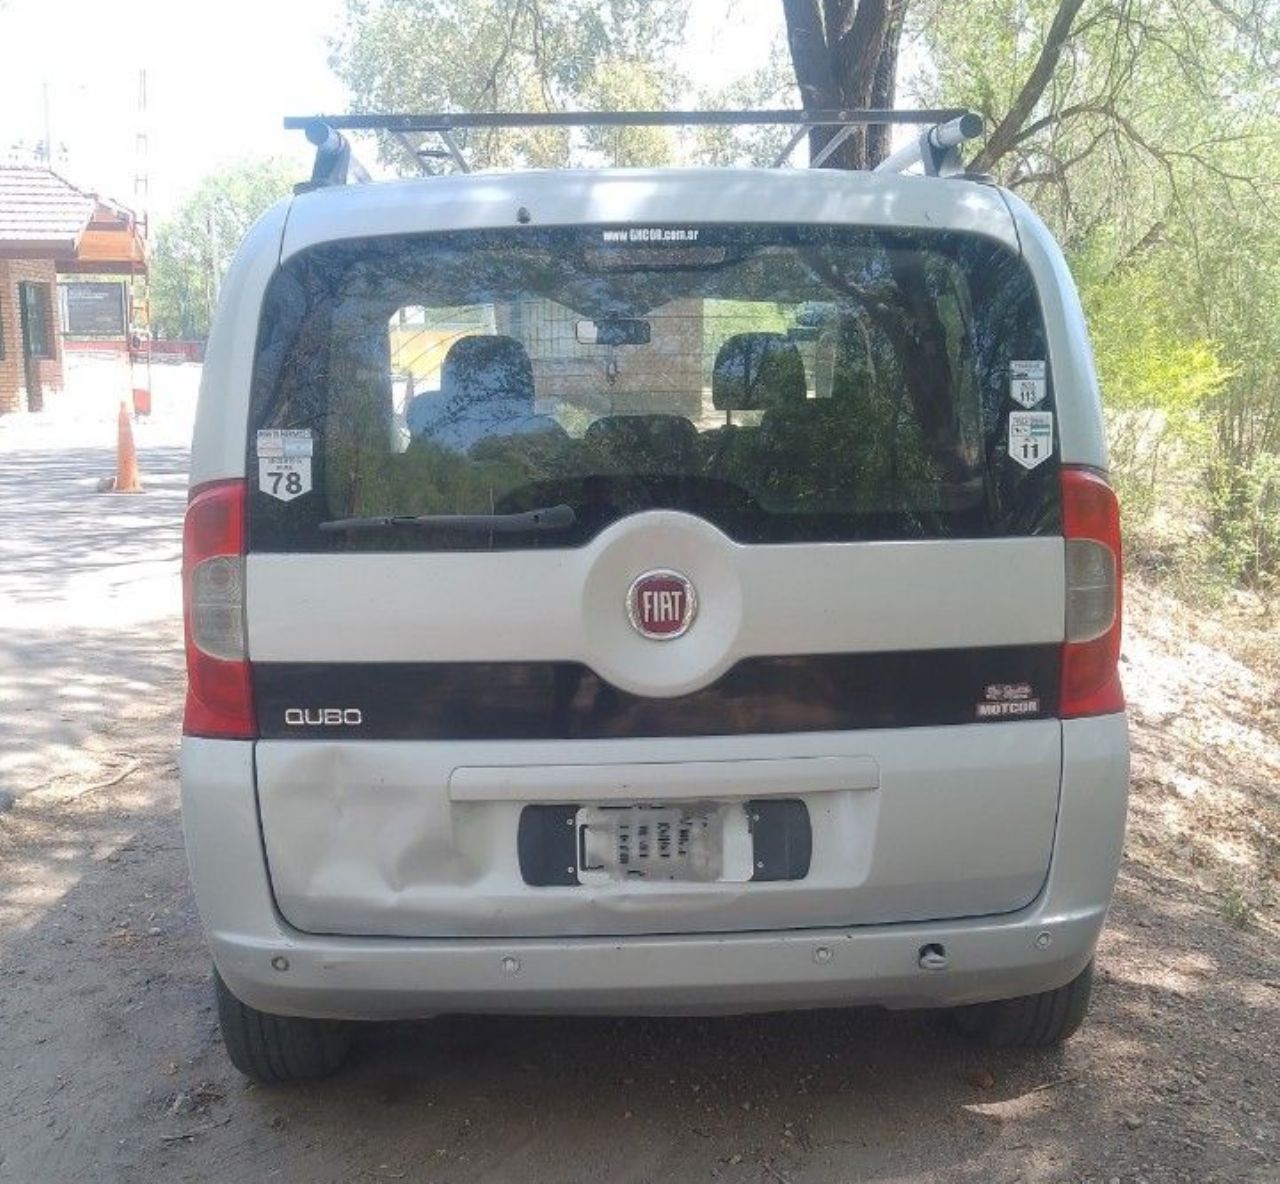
[{"xmin": 248, "ymin": 224, "xmax": 1057, "ymax": 551}]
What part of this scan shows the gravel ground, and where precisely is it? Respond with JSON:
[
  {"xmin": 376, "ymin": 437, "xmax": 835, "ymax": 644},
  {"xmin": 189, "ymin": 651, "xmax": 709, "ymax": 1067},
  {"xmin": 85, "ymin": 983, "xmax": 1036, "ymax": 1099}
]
[{"xmin": 1, "ymin": 383, "xmax": 1277, "ymax": 1183}]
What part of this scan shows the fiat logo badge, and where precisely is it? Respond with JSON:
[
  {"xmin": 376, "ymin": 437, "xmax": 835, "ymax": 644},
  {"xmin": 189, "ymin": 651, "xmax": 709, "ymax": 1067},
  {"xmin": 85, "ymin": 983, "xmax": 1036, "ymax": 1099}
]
[{"xmin": 626, "ymin": 569, "xmax": 697, "ymax": 640}]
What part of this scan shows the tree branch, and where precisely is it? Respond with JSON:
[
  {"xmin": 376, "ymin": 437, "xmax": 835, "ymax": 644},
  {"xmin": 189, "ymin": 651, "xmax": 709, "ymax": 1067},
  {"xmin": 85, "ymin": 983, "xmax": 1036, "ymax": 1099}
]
[
  {"xmin": 971, "ymin": 0, "xmax": 1089, "ymax": 172},
  {"xmin": 475, "ymin": 0, "xmax": 526, "ymax": 106},
  {"xmin": 1101, "ymin": 218, "xmax": 1168, "ymax": 282},
  {"xmin": 1008, "ymin": 99, "xmax": 1102, "ymax": 148}
]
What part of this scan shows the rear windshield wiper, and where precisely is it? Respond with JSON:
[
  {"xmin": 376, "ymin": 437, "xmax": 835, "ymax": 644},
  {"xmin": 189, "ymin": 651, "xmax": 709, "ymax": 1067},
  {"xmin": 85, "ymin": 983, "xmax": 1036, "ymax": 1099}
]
[{"xmin": 317, "ymin": 504, "xmax": 576, "ymax": 534}]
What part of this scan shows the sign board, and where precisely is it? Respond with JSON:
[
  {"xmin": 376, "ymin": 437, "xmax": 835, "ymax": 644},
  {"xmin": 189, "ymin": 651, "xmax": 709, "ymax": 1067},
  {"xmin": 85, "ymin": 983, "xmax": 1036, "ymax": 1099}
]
[{"xmin": 63, "ymin": 283, "xmax": 127, "ymax": 337}]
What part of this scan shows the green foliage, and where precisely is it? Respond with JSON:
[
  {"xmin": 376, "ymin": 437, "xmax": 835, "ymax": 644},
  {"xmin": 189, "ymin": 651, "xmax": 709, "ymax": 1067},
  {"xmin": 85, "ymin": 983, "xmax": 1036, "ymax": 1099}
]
[
  {"xmin": 331, "ymin": 0, "xmax": 690, "ymax": 170},
  {"xmin": 1208, "ymin": 452, "xmax": 1280, "ymax": 593},
  {"xmin": 916, "ymin": 0, "xmax": 1280, "ymax": 584},
  {"xmin": 149, "ymin": 158, "xmax": 296, "ymax": 340},
  {"xmin": 580, "ymin": 58, "xmax": 674, "ymax": 166},
  {"xmin": 914, "ymin": 0, "xmax": 1278, "ymax": 251},
  {"xmin": 1220, "ymin": 884, "xmax": 1256, "ymax": 930},
  {"xmin": 1078, "ymin": 248, "xmax": 1227, "ymax": 519},
  {"xmin": 693, "ymin": 42, "xmax": 798, "ymax": 168}
]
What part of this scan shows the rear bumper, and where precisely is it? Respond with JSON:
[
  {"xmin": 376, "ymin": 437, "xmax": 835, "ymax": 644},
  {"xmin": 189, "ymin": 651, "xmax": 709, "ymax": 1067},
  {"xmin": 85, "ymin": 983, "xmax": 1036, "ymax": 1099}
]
[
  {"xmin": 207, "ymin": 902, "xmax": 1109, "ymax": 1020},
  {"xmin": 180, "ymin": 715, "xmax": 1128, "ymax": 1020}
]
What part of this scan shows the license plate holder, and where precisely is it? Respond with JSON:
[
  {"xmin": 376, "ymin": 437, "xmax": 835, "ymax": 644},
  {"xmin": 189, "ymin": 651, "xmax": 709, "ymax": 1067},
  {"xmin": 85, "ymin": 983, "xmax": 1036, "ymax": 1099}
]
[
  {"xmin": 517, "ymin": 800, "xmax": 810, "ymax": 887},
  {"xmin": 576, "ymin": 803, "xmax": 755, "ymax": 885}
]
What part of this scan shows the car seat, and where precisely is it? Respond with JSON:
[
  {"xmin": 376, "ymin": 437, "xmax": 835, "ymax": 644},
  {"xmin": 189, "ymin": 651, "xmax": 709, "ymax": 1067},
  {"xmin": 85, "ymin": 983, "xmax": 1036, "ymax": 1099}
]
[
  {"xmin": 582, "ymin": 413, "xmax": 701, "ymax": 474},
  {"xmin": 707, "ymin": 332, "xmax": 807, "ymax": 490},
  {"xmin": 406, "ymin": 335, "xmax": 562, "ymax": 452}
]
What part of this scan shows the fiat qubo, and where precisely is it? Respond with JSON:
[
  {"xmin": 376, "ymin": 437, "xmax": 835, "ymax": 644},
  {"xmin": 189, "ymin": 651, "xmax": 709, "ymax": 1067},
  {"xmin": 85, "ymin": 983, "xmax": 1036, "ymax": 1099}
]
[{"xmin": 181, "ymin": 113, "xmax": 1129, "ymax": 1082}]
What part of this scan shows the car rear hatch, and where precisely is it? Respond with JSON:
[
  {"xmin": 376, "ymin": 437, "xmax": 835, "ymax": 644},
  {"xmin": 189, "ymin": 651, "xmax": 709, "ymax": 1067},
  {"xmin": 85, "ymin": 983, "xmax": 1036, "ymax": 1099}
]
[{"xmin": 194, "ymin": 187, "xmax": 1110, "ymax": 939}]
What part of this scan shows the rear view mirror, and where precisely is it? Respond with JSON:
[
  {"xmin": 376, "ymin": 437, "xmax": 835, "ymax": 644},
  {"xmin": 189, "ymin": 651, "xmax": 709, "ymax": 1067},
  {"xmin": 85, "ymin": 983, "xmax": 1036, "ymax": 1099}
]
[{"xmin": 576, "ymin": 318, "xmax": 652, "ymax": 346}]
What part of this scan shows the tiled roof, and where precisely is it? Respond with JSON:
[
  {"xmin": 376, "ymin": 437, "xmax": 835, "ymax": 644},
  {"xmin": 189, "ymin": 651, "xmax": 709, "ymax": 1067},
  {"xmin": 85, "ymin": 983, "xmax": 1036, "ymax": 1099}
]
[{"xmin": 0, "ymin": 167, "xmax": 97, "ymax": 249}]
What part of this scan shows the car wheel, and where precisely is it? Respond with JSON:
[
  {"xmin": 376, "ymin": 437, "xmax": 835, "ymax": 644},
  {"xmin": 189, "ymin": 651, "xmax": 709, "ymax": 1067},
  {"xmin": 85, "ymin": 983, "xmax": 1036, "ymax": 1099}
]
[
  {"xmin": 214, "ymin": 967, "xmax": 352, "ymax": 1083},
  {"xmin": 952, "ymin": 959, "xmax": 1094, "ymax": 1048}
]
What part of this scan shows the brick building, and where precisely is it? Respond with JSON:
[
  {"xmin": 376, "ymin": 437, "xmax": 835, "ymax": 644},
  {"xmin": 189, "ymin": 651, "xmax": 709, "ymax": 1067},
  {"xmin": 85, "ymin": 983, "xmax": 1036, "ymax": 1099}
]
[{"xmin": 0, "ymin": 168, "xmax": 146, "ymax": 414}]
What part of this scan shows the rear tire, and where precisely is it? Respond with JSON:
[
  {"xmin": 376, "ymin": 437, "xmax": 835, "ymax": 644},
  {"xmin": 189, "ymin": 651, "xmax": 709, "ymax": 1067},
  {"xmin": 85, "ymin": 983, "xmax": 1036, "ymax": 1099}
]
[
  {"xmin": 952, "ymin": 960, "xmax": 1094, "ymax": 1048},
  {"xmin": 214, "ymin": 968, "xmax": 352, "ymax": 1084}
]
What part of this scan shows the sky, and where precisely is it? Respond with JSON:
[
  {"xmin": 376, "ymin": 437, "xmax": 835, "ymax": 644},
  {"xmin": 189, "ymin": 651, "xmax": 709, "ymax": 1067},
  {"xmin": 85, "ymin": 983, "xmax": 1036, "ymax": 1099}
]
[
  {"xmin": 0, "ymin": 0, "xmax": 350, "ymax": 216},
  {"xmin": 0, "ymin": 0, "xmax": 861, "ymax": 224}
]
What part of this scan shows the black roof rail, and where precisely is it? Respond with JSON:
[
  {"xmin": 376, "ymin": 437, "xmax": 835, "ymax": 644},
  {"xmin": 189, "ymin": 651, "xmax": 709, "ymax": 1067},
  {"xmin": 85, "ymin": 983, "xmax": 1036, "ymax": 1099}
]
[{"xmin": 285, "ymin": 108, "xmax": 983, "ymax": 187}]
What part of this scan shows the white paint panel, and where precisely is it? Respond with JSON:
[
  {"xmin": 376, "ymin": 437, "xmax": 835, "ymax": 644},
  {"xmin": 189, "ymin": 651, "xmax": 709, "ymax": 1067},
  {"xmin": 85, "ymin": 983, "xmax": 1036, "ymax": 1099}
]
[
  {"xmin": 1001, "ymin": 190, "xmax": 1110, "ymax": 470},
  {"xmin": 247, "ymin": 516, "xmax": 1064, "ymax": 698},
  {"xmin": 448, "ymin": 755, "xmax": 879, "ymax": 802},
  {"xmin": 281, "ymin": 169, "xmax": 1018, "ymax": 262},
  {"xmin": 183, "ymin": 716, "xmax": 1127, "ymax": 1017},
  {"xmin": 254, "ymin": 721, "xmax": 1061, "ymax": 938}
]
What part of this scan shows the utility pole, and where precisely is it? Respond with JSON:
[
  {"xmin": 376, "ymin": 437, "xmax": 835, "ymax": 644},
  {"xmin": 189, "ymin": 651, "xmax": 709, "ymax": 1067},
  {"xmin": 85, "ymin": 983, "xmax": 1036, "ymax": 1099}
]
[
  {"xmin": 130, "ymin": 68, "xmax": 153, "ymax": 417},
  {"xmin": 206, "ymin": 209, "xmax": 220, "ymax": 312},
  {"xmin": 41, "ymin": 80, "xmax": 52, "ymax": 165}
]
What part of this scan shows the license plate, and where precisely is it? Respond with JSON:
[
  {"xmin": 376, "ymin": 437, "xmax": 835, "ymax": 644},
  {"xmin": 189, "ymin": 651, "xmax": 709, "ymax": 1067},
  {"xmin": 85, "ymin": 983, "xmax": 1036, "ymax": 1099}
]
[{"xmin": 574, "ymin": 803, "xmax": 755, "ymax": 885}]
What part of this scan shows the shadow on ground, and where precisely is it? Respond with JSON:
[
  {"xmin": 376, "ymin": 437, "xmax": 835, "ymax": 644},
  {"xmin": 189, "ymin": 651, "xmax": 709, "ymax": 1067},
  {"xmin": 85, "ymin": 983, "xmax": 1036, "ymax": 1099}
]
[
  {"xmin": 0, "ymin": 444, "xmax": 186, "ymax": 797},
  {"xmin": 2, "ymin": 771, "xmax": 1276, "ymax": 1184},
  {"xmin": 1, "ymin": 420, "xmax": 1276, "ymax": 1183},
  {"xmin": 0, "ymin": 444, "xmax": 188, "ymax": 612}
]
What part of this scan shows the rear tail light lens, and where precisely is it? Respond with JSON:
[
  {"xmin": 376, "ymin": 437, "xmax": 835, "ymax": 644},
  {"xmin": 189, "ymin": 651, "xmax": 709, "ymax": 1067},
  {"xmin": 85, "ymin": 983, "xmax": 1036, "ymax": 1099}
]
[
  {"xmin": 183, "ymin": 479, "xmax": 256, "ymax": 738},
  {"xmin": 191, "ymin": 555, "xmax": 246, "ymax": 659},
  {"xmin": 1065, "ymin": 539, "xmax": 1116, "ymax": 642},
  {"xmin": 1060, "ymin": 467, "xmax": 1124, "ymax": 717}
]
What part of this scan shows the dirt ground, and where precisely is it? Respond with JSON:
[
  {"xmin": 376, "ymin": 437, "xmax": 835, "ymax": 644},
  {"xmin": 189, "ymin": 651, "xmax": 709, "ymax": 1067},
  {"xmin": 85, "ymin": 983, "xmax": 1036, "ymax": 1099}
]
[{"xmin": 1, "ymin": 408, "xmax": 1278, "ymax": 1182}]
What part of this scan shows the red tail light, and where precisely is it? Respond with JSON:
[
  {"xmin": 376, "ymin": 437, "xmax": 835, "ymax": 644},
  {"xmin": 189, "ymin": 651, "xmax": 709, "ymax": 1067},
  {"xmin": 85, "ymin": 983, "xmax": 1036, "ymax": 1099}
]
[
  {"xmin": 1060, "ymin": 467, "xmax": 1124, "ymax": 718},
  {"xmin": 183, "ymin": 479, "xmax": 256, "ymax": 738}
]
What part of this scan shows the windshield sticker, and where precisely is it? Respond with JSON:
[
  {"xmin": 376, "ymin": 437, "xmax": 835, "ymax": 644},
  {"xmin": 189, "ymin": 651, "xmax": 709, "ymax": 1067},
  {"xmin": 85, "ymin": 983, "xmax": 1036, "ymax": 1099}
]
[
  {"xmin": 1010, "ymin": 359, "xmax": 1046, "ymax": 408},
  {"xmin": 600, "ymin": 227, "xmax": 700, "ymax": 244},
  {"xmin": 1008, "ymin": 410, "xmax": 1054, "ymax": 470},
  {"xmin": 257, "ymin": 429, "xmax": 313, "ymax": 502}
]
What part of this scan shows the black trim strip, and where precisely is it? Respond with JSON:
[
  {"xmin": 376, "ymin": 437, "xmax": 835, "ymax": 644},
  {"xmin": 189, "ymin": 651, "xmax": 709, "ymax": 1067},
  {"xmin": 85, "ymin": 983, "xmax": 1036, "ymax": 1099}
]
[{"xmin": 255, "ymin": 647, "xmax": 1060, "ymax": 740}]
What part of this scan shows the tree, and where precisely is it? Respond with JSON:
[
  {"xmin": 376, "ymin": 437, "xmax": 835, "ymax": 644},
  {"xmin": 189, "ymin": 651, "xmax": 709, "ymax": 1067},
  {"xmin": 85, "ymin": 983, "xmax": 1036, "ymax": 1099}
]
[
  {"xmin": 331, "ymin": 0, "xmax": 690, "ymax": 170},
  {"xmin": 148, "ymin": 158, "xmax": 296, "ymax": 340},
  {"xmin": 913, "ymin": 0, "xmax": 1279, "ymax": 245},
  {"xmin": 916, "ymin": 0, "xmax": 1280, "ymax": 582},
  {"xmin": 694, "ymin": 42, "xmax": 800, "ymax": 168},
  {"xmin": 780, "ymin": 0, "xmax": 908, "ymax": 168}
]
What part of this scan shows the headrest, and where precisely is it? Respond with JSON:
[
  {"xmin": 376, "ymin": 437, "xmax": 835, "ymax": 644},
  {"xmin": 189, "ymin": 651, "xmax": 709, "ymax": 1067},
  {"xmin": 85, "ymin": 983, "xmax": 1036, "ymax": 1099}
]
[
  {"xmin": 586, "ymin": 414, "xmax": 696, "ymax": 453},
  {"xmin": 712, "ymin": 333, "xmax": 807, "ymax": 411},
  {"xmin": 824, "ymin": 315, "xmax": 876, "ymax": 404},
  {"xmin": 583, "ymin": 414, "xmax": 699, "ymax": 471},
  {"xmin": 439, "ymin": 334, "xmax": 535, "ymax": 409}
]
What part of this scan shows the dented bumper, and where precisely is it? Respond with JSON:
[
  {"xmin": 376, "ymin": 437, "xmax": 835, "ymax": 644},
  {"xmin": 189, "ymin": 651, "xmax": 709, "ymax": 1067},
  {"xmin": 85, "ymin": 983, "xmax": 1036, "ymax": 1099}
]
[{"xmin": 180, "ymin": 715, "xmax": 1128, "ymax": 1020}]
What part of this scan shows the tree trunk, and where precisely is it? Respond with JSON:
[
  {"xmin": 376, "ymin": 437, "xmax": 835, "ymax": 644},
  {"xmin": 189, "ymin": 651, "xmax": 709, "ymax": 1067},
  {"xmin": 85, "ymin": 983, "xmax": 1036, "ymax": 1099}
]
[{"xmin": 782, "ymin": 0, "xmax": 905, "ymax": 169}]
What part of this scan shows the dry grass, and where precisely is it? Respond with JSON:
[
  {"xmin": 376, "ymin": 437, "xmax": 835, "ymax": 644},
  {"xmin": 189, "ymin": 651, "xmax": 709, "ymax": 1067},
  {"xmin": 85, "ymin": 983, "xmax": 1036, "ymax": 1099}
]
[{"xmin": 1123, "ymin": 573, "xmax": 1280, "ymax": 931}]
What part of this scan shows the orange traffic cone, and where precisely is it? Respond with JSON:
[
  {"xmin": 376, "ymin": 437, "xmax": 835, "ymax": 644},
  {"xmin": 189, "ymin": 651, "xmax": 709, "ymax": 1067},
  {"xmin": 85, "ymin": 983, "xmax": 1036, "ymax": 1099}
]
[{"xmin": 114, "ymin": 401, "xmax": 144, "ymax": 493}]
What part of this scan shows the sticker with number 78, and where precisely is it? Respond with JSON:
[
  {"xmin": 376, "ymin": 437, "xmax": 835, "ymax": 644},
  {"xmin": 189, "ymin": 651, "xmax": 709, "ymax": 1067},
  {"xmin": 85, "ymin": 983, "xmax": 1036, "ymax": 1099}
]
[{"xmin": 258, "ymin": 457, "xmax": 312, "ymax": 502}]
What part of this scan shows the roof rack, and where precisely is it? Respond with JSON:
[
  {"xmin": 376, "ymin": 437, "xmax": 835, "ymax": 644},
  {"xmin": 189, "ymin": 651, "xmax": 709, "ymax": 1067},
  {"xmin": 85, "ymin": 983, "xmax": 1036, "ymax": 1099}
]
[{"xmin": 285, "ymin": 109, "xmax": 983, "ymax": 189}]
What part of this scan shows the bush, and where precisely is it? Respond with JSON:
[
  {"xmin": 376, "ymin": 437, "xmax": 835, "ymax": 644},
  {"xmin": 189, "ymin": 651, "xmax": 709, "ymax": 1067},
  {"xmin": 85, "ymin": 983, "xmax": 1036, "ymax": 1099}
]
[{"xmin": 1208, "ymin": 452, "xmax": 1280, "ymax": 597}]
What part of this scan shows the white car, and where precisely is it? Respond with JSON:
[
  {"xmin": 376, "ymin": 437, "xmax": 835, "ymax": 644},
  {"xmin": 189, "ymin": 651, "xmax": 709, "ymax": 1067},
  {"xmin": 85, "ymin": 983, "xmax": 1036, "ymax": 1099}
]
[{"xmin": 181, "ymin": 115, "xmax": 1128, "ymax": 1082}]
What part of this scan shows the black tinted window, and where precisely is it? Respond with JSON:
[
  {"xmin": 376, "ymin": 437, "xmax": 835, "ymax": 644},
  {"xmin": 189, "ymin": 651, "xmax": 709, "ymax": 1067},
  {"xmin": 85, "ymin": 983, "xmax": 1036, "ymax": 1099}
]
[{"xmin": 248, "ymin": 225, "xmax": 1057, "ymax": 551}]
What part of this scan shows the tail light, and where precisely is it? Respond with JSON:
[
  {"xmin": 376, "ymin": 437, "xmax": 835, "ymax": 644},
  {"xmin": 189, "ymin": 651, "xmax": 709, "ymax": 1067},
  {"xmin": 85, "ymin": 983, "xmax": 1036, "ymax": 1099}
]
[
  {"xmin": 183, "ymin": 479, "xmax": 256, "ymax": 738},
  {"xmin": 1060, "ymin": 467, "xmax": 1124, "ymax": 718}
]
